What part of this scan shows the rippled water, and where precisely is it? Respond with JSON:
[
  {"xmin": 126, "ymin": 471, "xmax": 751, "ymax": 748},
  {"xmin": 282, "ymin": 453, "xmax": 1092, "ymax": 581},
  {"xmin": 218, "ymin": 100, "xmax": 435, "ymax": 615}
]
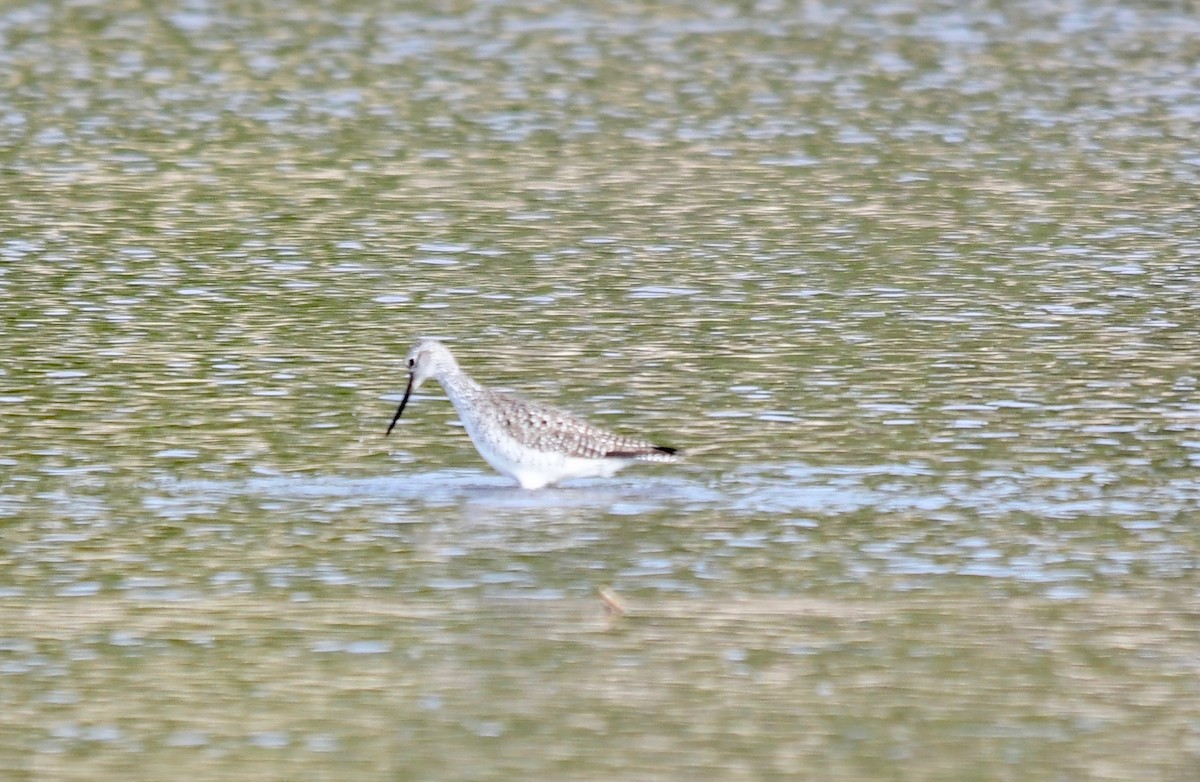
[{"xmin": 2, "ymin": 0, "xmax": 1199, "ymax": 779}]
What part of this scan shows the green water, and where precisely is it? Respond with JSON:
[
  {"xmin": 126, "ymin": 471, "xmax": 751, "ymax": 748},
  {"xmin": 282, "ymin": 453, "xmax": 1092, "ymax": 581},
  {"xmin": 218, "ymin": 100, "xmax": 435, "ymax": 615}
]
[{"xmin": 2, "ymin": 1, "xmax": 1199, "ymax": 779}]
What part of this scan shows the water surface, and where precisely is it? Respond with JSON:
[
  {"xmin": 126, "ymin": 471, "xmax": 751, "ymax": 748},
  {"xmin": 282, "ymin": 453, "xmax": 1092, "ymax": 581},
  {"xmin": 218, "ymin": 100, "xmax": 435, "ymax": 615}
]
[{"xmin": 2, "ymin": 0, "xmax": 1199, "ymax": 779}]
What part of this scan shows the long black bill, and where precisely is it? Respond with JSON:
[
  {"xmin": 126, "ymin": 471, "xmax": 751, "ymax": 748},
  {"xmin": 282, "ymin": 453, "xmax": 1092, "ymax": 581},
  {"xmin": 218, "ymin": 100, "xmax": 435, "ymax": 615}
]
[{"xmin": 385, "ymin": 374, "xmax": 416, "ymax": 436}]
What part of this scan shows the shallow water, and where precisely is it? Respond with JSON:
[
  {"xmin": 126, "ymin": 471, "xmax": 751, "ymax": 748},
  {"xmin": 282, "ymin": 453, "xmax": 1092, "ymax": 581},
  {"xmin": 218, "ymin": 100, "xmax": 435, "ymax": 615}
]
[{"xmin": 3, "ymin": 0, "xmax": 1200, "ymax": 779}]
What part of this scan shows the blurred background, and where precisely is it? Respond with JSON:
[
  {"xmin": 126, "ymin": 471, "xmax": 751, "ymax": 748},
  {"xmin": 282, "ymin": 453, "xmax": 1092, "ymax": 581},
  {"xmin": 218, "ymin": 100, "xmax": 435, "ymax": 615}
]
[{"xmin": 1, "ymin": 0, "xmax": 1198, "ymax": 779}]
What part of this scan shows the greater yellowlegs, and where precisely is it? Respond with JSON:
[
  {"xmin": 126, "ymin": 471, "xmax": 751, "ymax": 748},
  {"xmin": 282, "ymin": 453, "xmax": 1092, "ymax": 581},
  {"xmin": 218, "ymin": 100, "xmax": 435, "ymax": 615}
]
[{"xmin": 386, "ymin": 340, "xmax": 680, "ymax": 489}]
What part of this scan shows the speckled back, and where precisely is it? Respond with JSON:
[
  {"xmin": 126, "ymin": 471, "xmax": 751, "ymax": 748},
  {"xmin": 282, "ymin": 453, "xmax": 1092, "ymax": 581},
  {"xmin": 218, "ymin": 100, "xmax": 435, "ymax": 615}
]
[{"xmin": 479, "ymin": 388, "xmax": 678, "ymax": 462}]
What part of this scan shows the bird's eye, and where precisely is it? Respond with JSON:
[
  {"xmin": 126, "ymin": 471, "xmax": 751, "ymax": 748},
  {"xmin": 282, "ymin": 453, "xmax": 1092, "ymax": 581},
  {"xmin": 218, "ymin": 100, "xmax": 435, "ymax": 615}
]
[{"xmin": 407, "ymin": 357, "xmax": 415, "ymax": 368}]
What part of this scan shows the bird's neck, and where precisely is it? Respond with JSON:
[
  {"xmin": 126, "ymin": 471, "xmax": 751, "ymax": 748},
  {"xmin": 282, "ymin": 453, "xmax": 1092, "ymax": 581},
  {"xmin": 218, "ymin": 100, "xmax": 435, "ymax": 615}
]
[{"xmin": 436, "ymin": 366, "xmax": 486, "ymax": 409}]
